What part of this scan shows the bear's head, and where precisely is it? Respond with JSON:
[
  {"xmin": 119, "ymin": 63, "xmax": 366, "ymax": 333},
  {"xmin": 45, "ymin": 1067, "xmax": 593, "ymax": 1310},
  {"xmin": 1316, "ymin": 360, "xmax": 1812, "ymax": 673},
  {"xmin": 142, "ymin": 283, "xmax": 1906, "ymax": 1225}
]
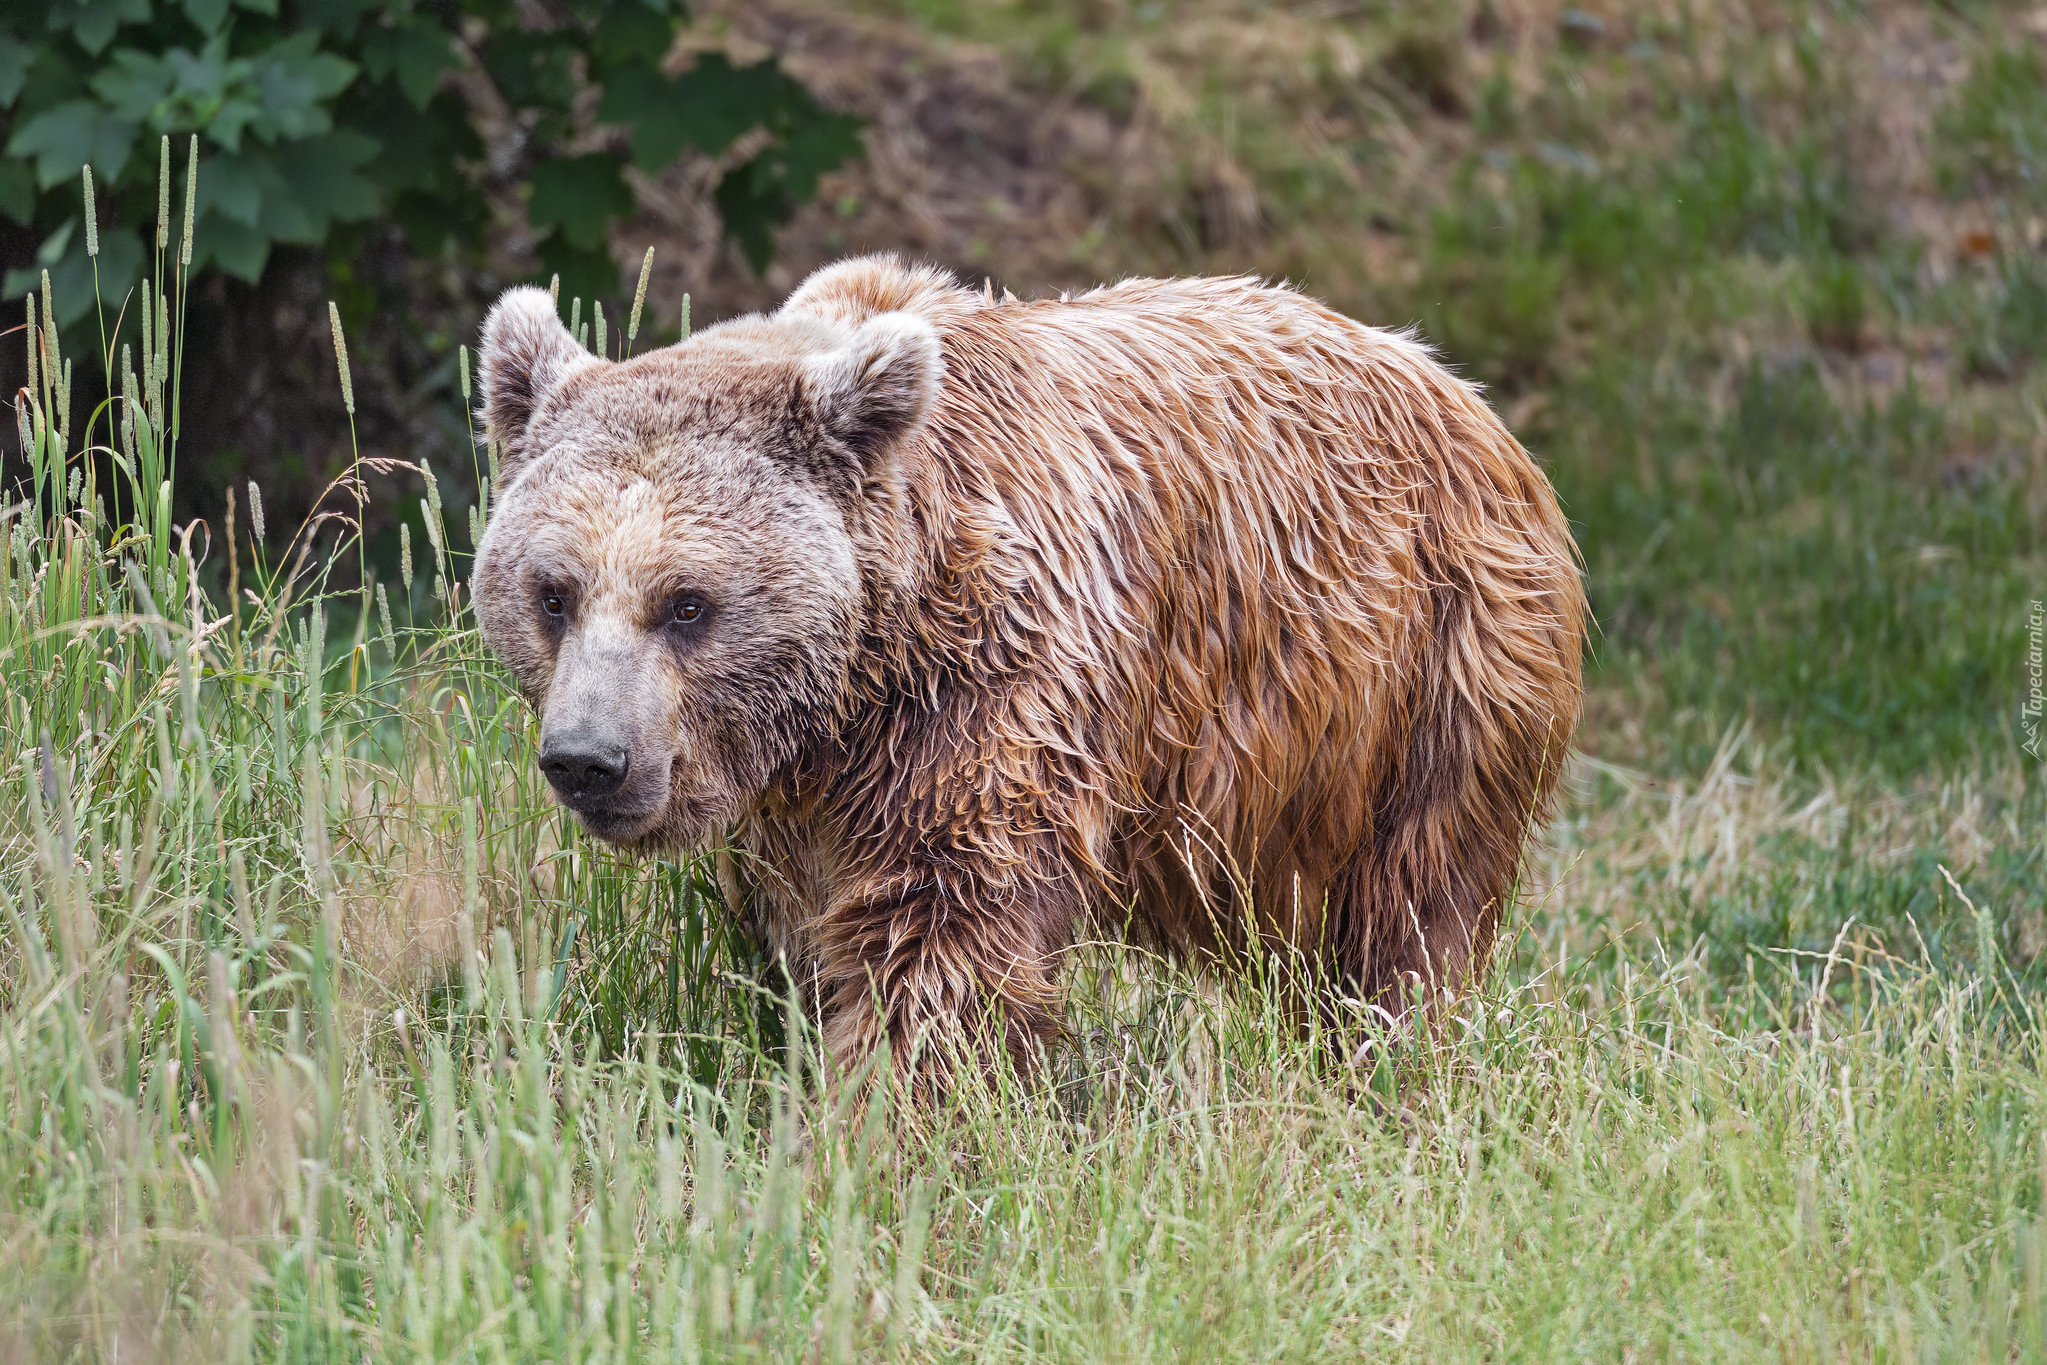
[{"xmin": 470, "ymin": 286, "xmax": 941, "ymax": 849}]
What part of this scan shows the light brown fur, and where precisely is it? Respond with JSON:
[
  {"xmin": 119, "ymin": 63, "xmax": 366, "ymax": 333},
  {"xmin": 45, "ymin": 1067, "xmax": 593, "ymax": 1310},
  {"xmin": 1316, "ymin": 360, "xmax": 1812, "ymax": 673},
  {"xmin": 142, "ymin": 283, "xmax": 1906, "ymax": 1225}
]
[{"xmin": 473, "ymin": 255, "xmax": 1585, "ymax": 1087}]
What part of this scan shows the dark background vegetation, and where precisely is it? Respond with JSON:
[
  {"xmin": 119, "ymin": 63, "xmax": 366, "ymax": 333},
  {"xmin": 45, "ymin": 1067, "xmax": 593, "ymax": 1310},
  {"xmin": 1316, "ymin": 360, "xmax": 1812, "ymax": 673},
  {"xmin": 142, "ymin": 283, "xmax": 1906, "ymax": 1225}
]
[{"xmin": 2, "ymin": 0, "xmax": 860, "ymax": 552}]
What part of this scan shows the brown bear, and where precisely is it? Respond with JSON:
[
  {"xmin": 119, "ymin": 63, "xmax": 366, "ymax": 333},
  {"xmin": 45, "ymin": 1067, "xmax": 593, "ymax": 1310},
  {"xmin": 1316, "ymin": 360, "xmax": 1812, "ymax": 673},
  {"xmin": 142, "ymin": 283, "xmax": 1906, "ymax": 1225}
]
[{"xmin": 472, "ymin": 255, "xmax": 1585, "ymax": 1085}]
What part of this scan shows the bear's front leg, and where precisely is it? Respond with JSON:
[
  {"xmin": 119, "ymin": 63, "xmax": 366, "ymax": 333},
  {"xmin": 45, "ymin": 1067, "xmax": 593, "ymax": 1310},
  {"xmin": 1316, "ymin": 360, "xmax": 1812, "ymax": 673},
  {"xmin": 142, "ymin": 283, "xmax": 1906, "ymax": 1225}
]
[{"xmin": 805, "ymin": 832, "xmax": 1082, "ymax": 1097}]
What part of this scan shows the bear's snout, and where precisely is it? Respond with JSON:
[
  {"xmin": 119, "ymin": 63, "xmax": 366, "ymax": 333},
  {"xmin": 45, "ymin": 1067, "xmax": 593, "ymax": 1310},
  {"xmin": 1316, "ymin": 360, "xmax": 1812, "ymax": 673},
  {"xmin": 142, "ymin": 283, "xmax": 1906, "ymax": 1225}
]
[
  {"xmin": 535, "ymin": 715, "xmax": 670, "ymax": 843},
  {"xmin": 529, "ymin": 616, "xmax": 683, "ymax": 840},
  {"xmin": 539, "ymin": 732, "xmax": 630, "ymax": 806}
]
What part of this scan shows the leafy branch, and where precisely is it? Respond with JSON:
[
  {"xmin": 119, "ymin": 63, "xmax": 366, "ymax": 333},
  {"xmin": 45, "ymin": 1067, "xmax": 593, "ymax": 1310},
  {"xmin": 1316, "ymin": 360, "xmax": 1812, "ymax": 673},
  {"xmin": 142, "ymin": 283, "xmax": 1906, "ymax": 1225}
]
[{"xmin": 1, "ymin": 0, "xmax": 864, "ymax": 327}]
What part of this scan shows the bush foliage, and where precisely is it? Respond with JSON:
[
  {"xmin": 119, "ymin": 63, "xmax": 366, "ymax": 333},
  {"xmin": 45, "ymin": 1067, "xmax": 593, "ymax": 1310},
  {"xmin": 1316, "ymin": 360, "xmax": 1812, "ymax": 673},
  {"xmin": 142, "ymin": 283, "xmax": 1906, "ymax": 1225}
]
[{"xmin": 0, "ymin": 0, "xmax": 862, "ymax": 324}]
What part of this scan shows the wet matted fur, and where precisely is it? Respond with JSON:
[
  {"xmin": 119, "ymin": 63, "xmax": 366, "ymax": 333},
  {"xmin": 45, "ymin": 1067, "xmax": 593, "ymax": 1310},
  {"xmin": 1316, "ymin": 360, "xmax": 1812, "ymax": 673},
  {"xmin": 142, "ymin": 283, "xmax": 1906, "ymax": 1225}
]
[{"xmin": 472, "ymin": 254, "xmax": 1586, "ymax": 1086}]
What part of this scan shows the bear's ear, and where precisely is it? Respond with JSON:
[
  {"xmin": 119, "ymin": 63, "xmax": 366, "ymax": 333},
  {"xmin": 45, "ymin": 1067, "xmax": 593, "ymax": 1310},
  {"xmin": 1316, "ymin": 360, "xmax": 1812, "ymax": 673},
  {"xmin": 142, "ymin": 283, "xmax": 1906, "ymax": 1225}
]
[
  {"xmin": 801, "ymin": 312, "xmax": 941, "ymax": 492},
  {"xmin": 477, "ymin": 286, "xmax": 597, "ymax": 480}
]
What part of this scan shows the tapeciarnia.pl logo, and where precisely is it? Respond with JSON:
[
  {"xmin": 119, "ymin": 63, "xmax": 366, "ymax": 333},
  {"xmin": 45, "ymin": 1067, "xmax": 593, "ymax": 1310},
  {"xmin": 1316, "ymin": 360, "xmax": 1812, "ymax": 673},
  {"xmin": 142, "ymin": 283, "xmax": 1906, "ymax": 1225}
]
[{"xmin": 2026, "ymin": 599, "xmax": 2044, "ymax": 760}]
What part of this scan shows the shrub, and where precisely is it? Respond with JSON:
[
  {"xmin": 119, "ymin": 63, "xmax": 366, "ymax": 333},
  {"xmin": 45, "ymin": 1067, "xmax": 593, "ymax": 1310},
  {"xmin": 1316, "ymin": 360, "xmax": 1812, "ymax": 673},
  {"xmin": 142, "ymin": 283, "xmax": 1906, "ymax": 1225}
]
[{"xmin": 0, "ymin": 0, "xmax": 863, "ymax": 326}]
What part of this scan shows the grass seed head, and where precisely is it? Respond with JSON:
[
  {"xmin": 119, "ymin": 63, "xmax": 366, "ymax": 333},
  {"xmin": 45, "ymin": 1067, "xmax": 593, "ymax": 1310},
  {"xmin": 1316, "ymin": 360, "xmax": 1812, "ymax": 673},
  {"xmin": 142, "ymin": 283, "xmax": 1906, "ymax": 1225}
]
[
  {"xmin": 40, "ymin": 271, "xmax": 57, "ymax": 381},
  {"xmin": 629, "ymin": 247, "xmax": 653, "ymax": 346},
  {"xmin": 328, "ymin": 302, "xmax": 354, "ymax": 414},
  {"xmin": 81, "ymin": 166, "xmax": 97, "ymax": 257},
  {"xmin": 180, "ymin": 135, "xmax": 198, "ymax": 267},
  {"xmin": 156, "ymin": 135, "xmax": 170, "ymax": 251},
  {"xmin": 120, "ymin": 345, "xmax": 135, "ymax": 457}
]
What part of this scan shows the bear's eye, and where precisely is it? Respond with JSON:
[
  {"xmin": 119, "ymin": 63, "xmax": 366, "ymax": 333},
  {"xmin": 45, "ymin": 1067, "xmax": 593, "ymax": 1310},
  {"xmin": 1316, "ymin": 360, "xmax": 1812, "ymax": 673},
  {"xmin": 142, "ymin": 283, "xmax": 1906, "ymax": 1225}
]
[
  {"xmin": 541, "ymin": 591, "xmax": 567, "ymax": 619},
  {"xmin": 669, "ymin": 597, "xmax": 707, "ymax": 626}
]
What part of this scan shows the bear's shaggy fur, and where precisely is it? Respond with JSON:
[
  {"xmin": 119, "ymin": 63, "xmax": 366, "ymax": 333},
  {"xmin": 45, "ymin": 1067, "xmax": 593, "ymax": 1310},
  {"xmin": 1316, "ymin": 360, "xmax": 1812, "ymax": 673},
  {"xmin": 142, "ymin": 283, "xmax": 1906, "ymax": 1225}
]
[{"xmin": 473, "ymin": 255, "xmax": 1584, "ymax": 1083}]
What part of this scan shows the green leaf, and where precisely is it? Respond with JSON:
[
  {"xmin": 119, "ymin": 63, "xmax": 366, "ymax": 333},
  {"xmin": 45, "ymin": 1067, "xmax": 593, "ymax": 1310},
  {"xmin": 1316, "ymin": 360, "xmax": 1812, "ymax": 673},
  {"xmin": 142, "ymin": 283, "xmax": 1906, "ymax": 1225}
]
[
  {"xmin": 528, "ymin": 153, "xmax": 634, "ymax": 251},
  {"xmin": 199, "ymin": 132, "xmax": 378, "ymax": 249},
  {"xmin": 0, "ymin": 159, "xmax": 33, "ymax": 223},
  {"xmin": 172, "ymin": 42, "xmax": 264, "ymax": 149},
  {"xmin": 601, "ymin": 53, "xmax": 861, "ymax": 184},
  {"xmin": 249, "ymin": 32, "xmax": 356, "ymax": 141},
  {"xmin": 703, "ymin": 105, "xmax": 861, "ymax": 275},
  {"xmin": 340, "ymin": 82, "xmax": 483, "ymax": 252},
  {"xmin": 294, "ymin": 0, "xmax": 376, "ymax": 35},
  {"xmin": 1, "ymin": 267, "xmax": 39, "ymax": 302},
  {"xmin": 358, "ymin": 17, "xmax": 458, "ymax": 109},
  {"xmin": 342, "ymin": 82, "xmax": 480, "ymax": 195},
  {"xmin": 587, "ymin": 7, "xmax": 673, "ymax": 80},
  {"xmin": 594, "ymin": 52, "xmax": 862, "ymax": 270},
  {"xmin": 201, "ymin": 147, "xmax": 274, "ymax": 225},
  {"xmin": 5, "ymin": 99, "xmax": 139, "ymax": 188},
  {"xmin": 35, "ymin": 218, "xmax": 77, "ymax": 267},
  {"xmin": 1, "ymin": 219, "xmax": 136, "ymax": 324},
  {"xmin": 714, "ymin": 155, "xmax": 781, "ymax": 274},
  {"xmin": 0, "ymin": 31, "xmax": 32, "ymax": 108},
  {"xmin": 770, "ymin": 110, "xmax": 863, "ymax": 206},
  {"xmin": 600, "ymin": 58, "xmax": 745, "ymax": 171},
  {"xmin": 0, "ymin": 222, "xmax": 68, "ymax": 306},
  {"xmin": 10, "ymin": 43, "xmax": 87, "ymax": 121},
  {"xmin": 482, "ymin": 30, "xmax": 579, "ymax": 112},
  {"xmin": 199, "ymin": 212, "xmax": 271, "ymax": 280},
  {"xmin": 93, "ymin": 38, "xmax": 267, "ymax": 150},
  {"xmin": 387, "ymin": 184, "xmax": 487, "ymax": 255},
  {"xmin": 88, "ymin": 224, "xmax": 145, "ymax": 313},
  {"xmin": 89, "ymin": 49, "xmax": 180, "ymax": 124},
  {"xmin": 597, "ymin": 66, "xmax": 687, "ymax": 171},
  {"xmin": 96, "ymin": 33, "xmax": 359, "ymax": 153},
  {"xmin": 274, "ymin": 130, "xmax": 380, "ymax": 229},
  {"xmin": 537, "ymin": 232, "xmax": 619, "ymax": 307},
  {"xmin": 45, "ymin": 0, "xmax": 150, "ymax": 57},
  {"xmin": 183, "ymin": 0, "xmax": 231, "ymax": 37},
  {"xmin": 255, "ymin": 183, "xmax": 318, "ymax": 242}
]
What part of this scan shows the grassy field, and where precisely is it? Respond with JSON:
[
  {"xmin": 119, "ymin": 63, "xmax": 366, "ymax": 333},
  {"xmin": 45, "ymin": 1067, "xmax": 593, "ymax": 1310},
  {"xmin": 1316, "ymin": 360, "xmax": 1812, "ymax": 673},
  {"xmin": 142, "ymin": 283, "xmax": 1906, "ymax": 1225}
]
[{"xmin": 3, "ymin": 2, "xmax": 2046, "ymax": 1360}]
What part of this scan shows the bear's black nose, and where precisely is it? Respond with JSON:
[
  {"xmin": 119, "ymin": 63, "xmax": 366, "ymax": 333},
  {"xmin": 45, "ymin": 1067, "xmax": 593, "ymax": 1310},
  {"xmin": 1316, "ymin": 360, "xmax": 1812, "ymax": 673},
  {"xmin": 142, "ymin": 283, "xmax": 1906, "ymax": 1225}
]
[{"xmin": 539, "ymin": 738, "xmax": 630, "ymax": 804}]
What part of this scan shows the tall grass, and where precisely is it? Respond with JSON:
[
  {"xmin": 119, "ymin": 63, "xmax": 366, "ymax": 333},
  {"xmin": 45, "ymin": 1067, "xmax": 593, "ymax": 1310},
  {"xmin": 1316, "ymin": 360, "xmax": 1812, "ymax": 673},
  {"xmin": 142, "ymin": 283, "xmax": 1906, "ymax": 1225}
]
[{"xmin": 0, "ymin": 149, "xmax": 789, "ymax": 1359}]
